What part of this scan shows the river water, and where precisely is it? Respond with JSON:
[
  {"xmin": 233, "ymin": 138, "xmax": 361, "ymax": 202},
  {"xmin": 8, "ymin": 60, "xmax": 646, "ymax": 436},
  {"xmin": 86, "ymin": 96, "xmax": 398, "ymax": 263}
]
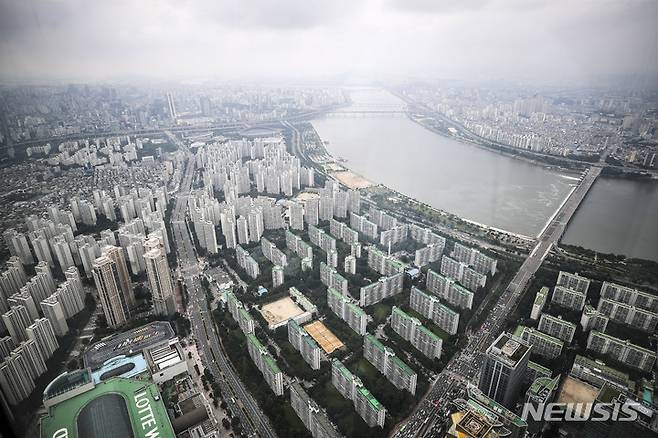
[{"xmin": 312, "ymin": 88, "xmax": 658, "ymax": 261}]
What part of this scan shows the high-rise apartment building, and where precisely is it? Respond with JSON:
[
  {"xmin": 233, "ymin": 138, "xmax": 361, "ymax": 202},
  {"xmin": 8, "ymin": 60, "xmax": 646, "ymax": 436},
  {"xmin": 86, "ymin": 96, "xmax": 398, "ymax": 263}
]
[
  {"xmin": 92, "ymin": 248, "xmax": 134, "ymax": 328},
  {"xmin": 409, "ymin": 287, "xmax": 459, "ymax": 335},
  {"xmin": 288, "ymin": 319, "xmax": 321, "ymax": 370},
  {"xmin": 144, "ymin": 246, "xmax": 175, "ymax": 316},
  {"xmin": 390, "ymin": 307, "xmax": 442, "ymax": 359},
  {"xmin": 331, "ymin": 359, "xmax": 386, "ymax": 428},
  {"xmin": 363, "ymin": 334, "xmax": 417, "ymax": 395}
]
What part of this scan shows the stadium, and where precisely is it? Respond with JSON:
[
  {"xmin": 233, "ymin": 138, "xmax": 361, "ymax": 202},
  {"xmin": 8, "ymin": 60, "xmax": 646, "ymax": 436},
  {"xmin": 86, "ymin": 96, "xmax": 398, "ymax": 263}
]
[{"xmin": 40, "ymin": 373, "xmax": 175, "ymax": 438}]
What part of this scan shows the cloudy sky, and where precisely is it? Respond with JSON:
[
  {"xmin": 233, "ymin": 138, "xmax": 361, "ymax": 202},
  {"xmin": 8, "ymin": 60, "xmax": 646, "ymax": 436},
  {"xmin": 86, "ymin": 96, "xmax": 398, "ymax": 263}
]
[{"xmin": 0, "ymin": 0, "xmax": 656, "ymax": 84}]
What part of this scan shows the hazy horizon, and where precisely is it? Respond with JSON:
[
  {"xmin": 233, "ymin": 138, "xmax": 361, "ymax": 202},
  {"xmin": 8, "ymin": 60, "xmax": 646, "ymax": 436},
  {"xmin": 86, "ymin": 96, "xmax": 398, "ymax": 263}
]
[{"xmin": 1, "ymin": 0, "xmax": 657, "ymax": 86}]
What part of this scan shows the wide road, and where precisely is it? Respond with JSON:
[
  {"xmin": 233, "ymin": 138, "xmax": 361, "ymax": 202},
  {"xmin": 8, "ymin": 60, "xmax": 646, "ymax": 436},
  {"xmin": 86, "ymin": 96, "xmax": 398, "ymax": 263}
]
[{"xmin": 168, "ymin": 132, "xmax": 277, "ymax": 438}]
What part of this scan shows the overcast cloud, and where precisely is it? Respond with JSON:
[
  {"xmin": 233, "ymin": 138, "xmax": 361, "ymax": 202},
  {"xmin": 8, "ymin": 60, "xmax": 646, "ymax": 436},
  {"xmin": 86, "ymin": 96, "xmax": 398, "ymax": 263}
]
[{"xmin": 0, "ymin": 0, "xmax": 656, "ymax": 84}]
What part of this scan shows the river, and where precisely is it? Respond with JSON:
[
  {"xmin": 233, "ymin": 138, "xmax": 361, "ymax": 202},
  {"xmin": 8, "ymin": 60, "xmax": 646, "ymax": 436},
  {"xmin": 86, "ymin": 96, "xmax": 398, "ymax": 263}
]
[
  {"xmin": 561, "ymin": 177, "xmax": 658, "ymax": 261},
  {"xmin": 312, "ymin": 88, "xmax": 658, "ymax": 261}
]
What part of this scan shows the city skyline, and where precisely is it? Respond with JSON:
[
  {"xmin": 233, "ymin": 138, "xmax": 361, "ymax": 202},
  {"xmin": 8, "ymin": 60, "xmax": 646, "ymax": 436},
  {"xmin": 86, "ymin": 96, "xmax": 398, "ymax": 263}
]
[{"xmin": 0, "ymin": 2, "xmax": 657, "ymax": 438}]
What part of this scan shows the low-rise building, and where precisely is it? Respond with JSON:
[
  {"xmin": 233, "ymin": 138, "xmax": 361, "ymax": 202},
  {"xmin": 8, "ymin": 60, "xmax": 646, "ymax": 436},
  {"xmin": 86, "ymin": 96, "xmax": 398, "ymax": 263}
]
[{"xmin": 530, "ymin": 287, "xmax": 548, "ymax": 320}]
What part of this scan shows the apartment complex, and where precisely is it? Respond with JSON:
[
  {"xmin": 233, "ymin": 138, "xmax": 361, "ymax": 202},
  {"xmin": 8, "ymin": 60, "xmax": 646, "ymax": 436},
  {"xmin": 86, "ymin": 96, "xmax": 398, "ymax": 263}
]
[
  {"xmin": 309, "ymin": 224, "xmax": 337, "ymax": 254},
  {"xmin": 329, "ymin": 219, "xmax": 359, "ymax": 245},
  {"xmin": 538, "ymin": 313, "xmax": 576, "ymax": 343},
  {"xmin": 92, "ymin": 246, "xmax": 134, "ymax": 328},
  {"xmin": 451, "ymin": 242, "xmax": 498, "ymax": 275},
  {"xmin": 440, "ymin": 255, "xmax": 486, "ymax": 292},
  {"xmin": 236, "ymin": 245, "xmax": 260, "ymax": 279},
  {"xmin": 350, "ymin": 213, "xmax": 378, "ymax": 240},
  {"xmin": 556, "ymin": 271, "xmax": 591, "ymax": 294},
  {"xmin": 225, "ymin": 290, "xmax": 255, "ymax": 334},
  {"xmin": 286, "ymin": 230, "xmax": 314, "ymax": 260},
  {"xmin": 600, "ymin": 281, "xmax": 658, "ymax": 312},
  {"xmin": 414, "ymin": 243, "xmax": 444, "ymax": 268},
  {"xmin": 369, "ymin": 207, "xmax": 397, "ymax": 230},
  {"xmin": 290, "ymin": 382, "xmax": 341, "ymax": 438},
  {"xmin": 551, "ymin": 285, "xmax": 586, "ymax": 311},
  {"xmin": 261, "ymin": 237, "xmax": 288, "ymax": 267},
  {"xmin": 367, "ymin": 247, "xmax": 407, "ymax": 276},
  {"xmin": 515, "ymin": 326, "xmax": 564, "ymax": 359},
  {"xmin": 597, "ymin": 298, "xmax": 658, "ymax": 332},
  {"xmin": 580, "ymin": 304, "xmax": 610, "ymax": 332},
  {"xmin": 379, "ymin": 224, "xmax": 409, "ymax": 247},
  {"xmin": 143, "ymin": 243, "xmax": 175, "ymax": 316}
]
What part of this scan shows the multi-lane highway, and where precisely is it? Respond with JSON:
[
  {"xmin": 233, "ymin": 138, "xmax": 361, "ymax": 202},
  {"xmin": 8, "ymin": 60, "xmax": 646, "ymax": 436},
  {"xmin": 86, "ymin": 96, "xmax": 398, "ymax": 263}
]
[{"xmin": 168, "ymin": 132, "xmax": 278, "ymax": 438}]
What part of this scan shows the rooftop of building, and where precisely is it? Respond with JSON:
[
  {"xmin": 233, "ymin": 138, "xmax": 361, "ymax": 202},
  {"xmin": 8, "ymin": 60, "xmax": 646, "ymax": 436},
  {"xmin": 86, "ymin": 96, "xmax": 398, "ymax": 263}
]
[
  {"xmin": 529, "ymin": 376, "xmax": 560, "ymax": 395},
  {"xmin": 357, "ymin": 386, "xmax": 385, "ymax": 411},
  {"xmin": 573, "ymin": 355, "xmax": 630, "ymax": 380},
  {"xmin": 90, "ymin": 354, "xmax": 149, "ymax": 383},
  {"xmin": 43, "ymin": 369, "xmax": 92, "ymax": 402},
  {"xmin": 83, "ymin": 321, "xmax": 175, "ymax": 370},
  {"xmin": 40, "ymin": 377, "xmax": 175, "ymax": 438},
  {"xmin": 528, "ymin": 360, "xmax": 552, "ymax": 378},
  {"xmin": 453, "ymin": 410, "xmax": 495, "ymax": 438},
  {"xmin": 489, "ymin": 332, "xmax": 530, "ymax": 367},
  {"xmin": 534, "ymin": 286, "xmax": 549, "ymax": 305},
  {"xmin": 515, "ymin": 325, "xmax": 563, "ymax": 345},
  {"xmin": 590, "ymin": 330, "xmax": 657, "ymax": 354},
  {"xmin": 467, "ymin": 387, "xmax": 527, "ymax": 428}
]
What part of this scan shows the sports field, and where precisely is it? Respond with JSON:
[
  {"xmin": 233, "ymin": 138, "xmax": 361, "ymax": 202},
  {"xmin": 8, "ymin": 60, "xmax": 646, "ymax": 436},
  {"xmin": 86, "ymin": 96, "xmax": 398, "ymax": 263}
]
[
  {"xmin": 304, "ymin": 320, "xmax": 344, "ymax": 354},
  {"xmin": 259, "ymin": 296, "xmax": 305, "ymax": 329}
]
